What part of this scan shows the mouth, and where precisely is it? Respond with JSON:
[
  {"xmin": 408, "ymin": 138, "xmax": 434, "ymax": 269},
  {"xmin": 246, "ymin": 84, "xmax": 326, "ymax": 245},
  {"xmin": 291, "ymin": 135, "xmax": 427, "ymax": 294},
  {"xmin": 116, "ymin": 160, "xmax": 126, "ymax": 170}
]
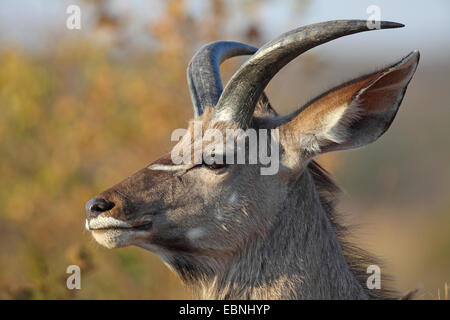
[
  {"xmin": 86, "ymin": 215, "xmax": 154, "ymax": 249},
  {"xmin": 86, "ymin": 217, "xmax": 153, "ymax": 232},
  {"xmin": 91, "ymin": 222, "xmax": 152, "ymax": 231}
]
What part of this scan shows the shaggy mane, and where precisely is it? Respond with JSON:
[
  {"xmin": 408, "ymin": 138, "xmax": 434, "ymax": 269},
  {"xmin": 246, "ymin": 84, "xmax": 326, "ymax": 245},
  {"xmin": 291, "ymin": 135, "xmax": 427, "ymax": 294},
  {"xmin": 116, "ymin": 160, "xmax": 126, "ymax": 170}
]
[{"xmin": 308, "ymin": 160, "xmax": 399, "ymax": 299}]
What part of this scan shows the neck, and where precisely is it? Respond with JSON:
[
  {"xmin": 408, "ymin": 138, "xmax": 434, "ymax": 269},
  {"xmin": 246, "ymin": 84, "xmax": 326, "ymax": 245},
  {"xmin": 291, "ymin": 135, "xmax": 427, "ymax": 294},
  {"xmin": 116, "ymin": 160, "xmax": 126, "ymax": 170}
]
[{"xmin": 180, "ymin": 167, "xmax": 373, "ymax": 299}]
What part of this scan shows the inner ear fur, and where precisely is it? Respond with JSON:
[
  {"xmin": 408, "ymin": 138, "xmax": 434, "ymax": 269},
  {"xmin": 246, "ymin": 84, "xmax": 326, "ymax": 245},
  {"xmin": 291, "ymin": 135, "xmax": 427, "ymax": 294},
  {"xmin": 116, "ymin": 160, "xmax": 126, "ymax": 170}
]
[{"xmin": 278, "ymin": 51, "xmax": 420, "ymax": 159}]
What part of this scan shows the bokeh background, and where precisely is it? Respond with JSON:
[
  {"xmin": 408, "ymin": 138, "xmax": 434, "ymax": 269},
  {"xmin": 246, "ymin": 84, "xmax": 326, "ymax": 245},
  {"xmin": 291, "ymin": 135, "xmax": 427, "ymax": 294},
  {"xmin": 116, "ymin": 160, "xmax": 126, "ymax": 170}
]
[{"xmin": 0, "ymin": 0, "xmax": 449, "ymax": 299}]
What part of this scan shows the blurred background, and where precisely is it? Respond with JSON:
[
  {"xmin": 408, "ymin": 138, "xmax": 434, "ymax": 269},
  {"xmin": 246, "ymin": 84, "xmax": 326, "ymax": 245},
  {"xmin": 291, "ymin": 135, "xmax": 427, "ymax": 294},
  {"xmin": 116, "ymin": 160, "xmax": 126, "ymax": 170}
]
[{"xmin": 0, "ymin": 0, "xmax": 449, "ymax": 299}]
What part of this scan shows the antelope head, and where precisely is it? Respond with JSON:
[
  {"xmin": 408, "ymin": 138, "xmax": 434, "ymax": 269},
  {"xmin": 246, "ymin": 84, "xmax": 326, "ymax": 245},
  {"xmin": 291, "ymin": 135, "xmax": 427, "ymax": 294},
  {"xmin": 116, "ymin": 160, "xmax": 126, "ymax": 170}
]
[{"xmin": 85, "ymin": 20, "xmax": 419, "ymax": 298}]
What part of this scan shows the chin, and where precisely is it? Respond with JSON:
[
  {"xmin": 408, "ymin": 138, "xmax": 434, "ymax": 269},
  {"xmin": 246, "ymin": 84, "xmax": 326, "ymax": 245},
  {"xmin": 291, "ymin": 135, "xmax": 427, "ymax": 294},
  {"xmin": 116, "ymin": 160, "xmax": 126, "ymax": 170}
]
[{"xmin": 91, "ymin": 229, "xmax": 135, "ymax": 249}]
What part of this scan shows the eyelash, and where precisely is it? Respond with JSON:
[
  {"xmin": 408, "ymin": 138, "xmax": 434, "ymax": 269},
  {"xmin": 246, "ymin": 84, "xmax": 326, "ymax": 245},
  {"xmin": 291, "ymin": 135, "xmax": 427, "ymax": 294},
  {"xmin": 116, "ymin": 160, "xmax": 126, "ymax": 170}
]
[
  {"xmin": 202, "ymin": 156, "xmax": 227, "ymax": 170},
  {"xmin": 204, "ymin": 161, "xmax": 227, "ymax": 170}
]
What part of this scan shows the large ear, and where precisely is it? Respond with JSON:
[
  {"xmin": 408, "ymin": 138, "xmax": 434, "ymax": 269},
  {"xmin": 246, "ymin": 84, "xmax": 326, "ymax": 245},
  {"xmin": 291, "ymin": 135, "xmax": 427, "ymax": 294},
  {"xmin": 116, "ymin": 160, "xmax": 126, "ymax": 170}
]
[{"xmin": 279, "ymin": 51, "xmax": 419, "ymax": 166}]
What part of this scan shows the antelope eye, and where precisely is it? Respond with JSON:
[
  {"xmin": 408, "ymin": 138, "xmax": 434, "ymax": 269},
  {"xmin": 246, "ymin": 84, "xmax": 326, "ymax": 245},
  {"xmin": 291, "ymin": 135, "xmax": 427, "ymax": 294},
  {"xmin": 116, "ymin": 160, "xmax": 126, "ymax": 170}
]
[
  {"xmin": 202, "ymin": 153, "xmax": 227, "ymax": 170},
  {"xmin": 206, "ymin": 162, "xmax": 227, "ymax": 170},
  {"xmin": 202, "ymin": 156, "xmax": 227, "ymax": 170}
]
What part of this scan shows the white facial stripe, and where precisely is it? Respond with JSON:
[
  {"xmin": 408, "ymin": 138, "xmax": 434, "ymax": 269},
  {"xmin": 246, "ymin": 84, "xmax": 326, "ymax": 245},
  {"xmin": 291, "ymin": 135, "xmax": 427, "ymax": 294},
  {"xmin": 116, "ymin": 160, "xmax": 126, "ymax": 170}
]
[
  {"xmin": 147, "ymin": 164, "xmax": 191, "ymax": 171},
  {"xmin": 88, "ymin": 216, "xmax": 131, "ymax": 230}
]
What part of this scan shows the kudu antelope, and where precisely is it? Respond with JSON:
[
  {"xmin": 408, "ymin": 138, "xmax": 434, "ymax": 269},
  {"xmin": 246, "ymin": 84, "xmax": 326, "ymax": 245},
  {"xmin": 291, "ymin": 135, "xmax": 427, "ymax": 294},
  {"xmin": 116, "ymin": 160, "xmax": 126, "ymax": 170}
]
[{"xmin": 85, "ymin": 20, "xmax": 419, "ymax": 299}]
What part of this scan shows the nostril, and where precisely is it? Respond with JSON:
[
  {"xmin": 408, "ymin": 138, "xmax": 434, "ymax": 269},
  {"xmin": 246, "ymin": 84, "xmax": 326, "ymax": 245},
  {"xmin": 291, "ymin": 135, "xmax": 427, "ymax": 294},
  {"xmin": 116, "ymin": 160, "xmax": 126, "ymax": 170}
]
[
  {"xmin": 91, "ymin": 201, "xmax": 114, "ymax": 212},
  {"xmin": 86, "ymin": 198, "xmax": 115, "ymax": 217}
]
